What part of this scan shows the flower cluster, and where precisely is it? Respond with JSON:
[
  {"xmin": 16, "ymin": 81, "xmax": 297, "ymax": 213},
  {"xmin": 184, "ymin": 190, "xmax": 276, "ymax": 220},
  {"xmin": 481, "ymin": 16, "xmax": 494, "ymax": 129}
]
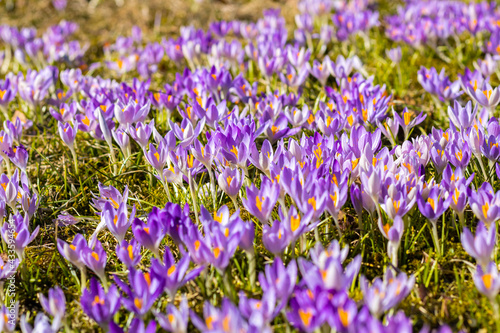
[{"xmin": 2, "ymin": 0, "xmax": 500, "ymax": 331}]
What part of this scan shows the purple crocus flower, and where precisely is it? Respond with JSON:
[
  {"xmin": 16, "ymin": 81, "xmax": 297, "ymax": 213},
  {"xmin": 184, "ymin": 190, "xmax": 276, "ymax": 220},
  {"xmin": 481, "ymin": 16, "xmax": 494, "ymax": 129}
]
[
  {"xmin": 416, "ymin": 186, "xmax": 451, "ymax": 224},
  {"xmin": 386, "ymin": 47, "xmax": 402, "ymax": 64},
  {"xmin": 115, "ymin": 268, "xmax": 164, "ymax": 317},
  {"xmin": 0, "ymin": 79, "xmax": 17, "ymax": 108},
  {"xmin": 38, "ymin": 286, "xmax": 65, "ymax": 331},
  {"xmin": 217, "ymin": 166, "xmax": 243, "ymax": 202},
  {"xmin": 128, "ymin": 121, "xmax": 154, "ymax": 149},
  {"xmin": 310, "ymin": 57, "xmax": 332, "ymax": 86},
  {"xmin": 191, "ymin": 298, "xmax": 248, "ymax": 332},
  {"xmin": 116, "ymin": 239, "xmax": 141, "ymax": 268},
  {"xmin": 151, "ymin": 246, "xmax": 203, "ymax": 297},
  {"xmin": 6, "ymin": 145, "xmax": 29, "ymax": 174},
  {"xmin": 102, "ymin": 202, "xmax": 135, "ymax": 242},
  {"xmin": 377, "ymin": 216, "xmax": 404, "ymax": 266},
  {"xmin": 299, "ymin": 254, "xmax": 362, "ymax": 292},
  {"xmin": 57, "ymin": 234, "xmax": 88, "ymax": 270},
  {"xmin": 179, "ymin": 222, "xmax": 213, "ymax": 266},
  {"xmin": 57, "ymin": 121, "xmax": 77, "ymax": 151},
  {"xmin": 80, "ymin": 278, "xmax": 121, "ymax": 329},
  {"xmin": 448, "ymin": 100, "xmax": 478, "ymax": 130},
  {"xmin": 462, "ymin": 222, "xmax": 496, "ymax": 268},
  {"xmin": 262, "ymin": 219, "xmax": 291, "ymax": 255},
  {"xmin": 132, "ymin": 213, "xmax": 166, "ymax": 258},
  {"xmin": 82, "ymin": 239, "xmax": 107, "ymax": 282},
  {"xmin": 1, "ymin": 214, "xmax": 39, "ymax": 260},
  {"xmin": 242, "ymin": 176, "xmax": 280, "ymax": 224},
  {"xmin": 20, "ymin": 313, "xmax": 53, "ymax": 333},
  {"xmin": 0, "ymin": 303, "xmax": 17, "ymax": 332},
  {"xmin": 49, "ymin": 101, "xmax": 77, "ymax": 123},
  {"xmin": 170, "ymin": 118, "xmax": 205, "ymax": 148},
  {"xmin": 287, "ymin": 287, "xmax": 327, "ymax": 332},
  {"xmin": 394, "ymin": 108, "xmax": 426, "ymax": 140},
  {"xmin": 466, "ymin": 80, "xmax": 500, "ymax": 110},
  {"xmin": 473, "ymin": 262, "xmax": 500, "ymax": 301},
  {"xmin": 114, "ymin": 99, "xmax": 150, "ymax": 127},
  {"xmin": 259, "ymin": 257, "xmax": 297, "ymax": 305},
  {"xmin": 156, "ymin": 296, "xmax": 189, "ymax": 333},
  {"xmin": 144, "ymin": 141, "xmax": 169, "ymax": 175},
  {"xmin": 470, "ymin": 182, "xmax": 500, "ymax": 227},
  {"xmin": 360, "ymin": 269, "xmax": 415, "ymax": 318}
]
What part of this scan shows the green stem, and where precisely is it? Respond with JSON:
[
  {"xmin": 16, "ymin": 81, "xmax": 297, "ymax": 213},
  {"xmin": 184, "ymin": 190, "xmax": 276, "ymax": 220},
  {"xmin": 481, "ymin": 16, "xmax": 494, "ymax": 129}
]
[
  {"xmin": 70, "ymin": 147, "xmax": 79, "ymax": 175},
  {"xmin": 80, "ymin": 267, "xmax": 87, "ymax": 293},
  {"xmin": 188, "ymin": 172, "xmax": 200, "ymax": 224},
  {"xmin": 430, "ymin": 221, "xmax": 442, "ymax": 257},
  {"xmin": 160, "ymin": 176, "xmax": 172, "ymax": 203},
  {"xmin": 246, "ymin": 249, "xmax": 256, "ymax": 290}
]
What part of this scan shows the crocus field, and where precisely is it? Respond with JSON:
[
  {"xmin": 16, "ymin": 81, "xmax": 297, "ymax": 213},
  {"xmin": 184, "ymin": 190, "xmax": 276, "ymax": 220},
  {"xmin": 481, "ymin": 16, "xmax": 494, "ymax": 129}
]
[{"xmin": 5, "ymin": 0, "xmax": 500, "ymax": 331}]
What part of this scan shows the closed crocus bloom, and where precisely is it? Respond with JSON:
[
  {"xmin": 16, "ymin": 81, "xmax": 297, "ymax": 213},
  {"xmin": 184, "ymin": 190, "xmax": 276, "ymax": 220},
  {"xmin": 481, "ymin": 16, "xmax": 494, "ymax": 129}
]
[
  {"xmin": 38, "ymin": 286, "xmax": 65, "ymax": 331},
  {"xmin": 473, "ymin": 262, "xmax": 500, "ymax": 301},
  {"xmin": 80, "ymin": 278, "xmax": 121, "ymax": 329},
  {"xmin": 112, "ymin": 128, "xmax": 131, "ymax": 158},
  {"xmin": 247, "ymin": 140, "xmax": 274, "ymax": 177},
  {"xmin": 57, "ymin": 121, "xmax": 77, "ymax": 151},
  {"xmin": 461, "ymin": 222, "xmax": 496, "ymax": 268},
  {"xmin": 116, "ymin": 239, "xmax": 141, "ymax": 268},
  {"xmin": 20, "ymin": 313, "xmax": 53, "ymax": 333},
  {"xmin": 0, "ymin": 171, "xmax": 20, "ymax": 208},
  {"xmin": 470, "ymin": 182, "xmax": 500, "ymax": 227},
  {"xmin": 386, "ymin": 46, "xmax": 402, "ymax": 64},
  {"xmin": 128, "ymin": 121, "xmax": 154, "ymax": 149},
  {"xmin": 449, "ymin": 182, "xmax": 469, "ymax": 221},
  {"xmin": 217, "ymin": 166, "xmax": 243, "ymax": 201},
  {"xmin": 378, "ymin": 216, "xmax": 404, "ymax": 266},
  {"xmin": 448, "ymin": 100, "xmax": 477, "ymax": 130},
  {"xmin": 156, "ymin": 296, "xmax": 189, "ymax": 333}
]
